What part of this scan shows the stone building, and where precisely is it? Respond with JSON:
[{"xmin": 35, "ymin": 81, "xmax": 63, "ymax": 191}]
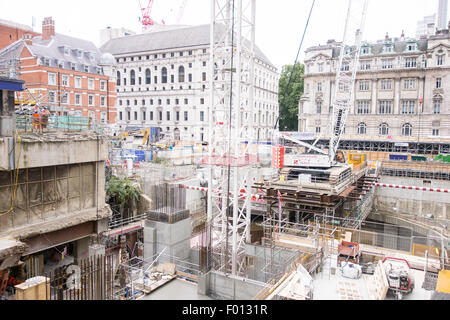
[
  {"xmin": 298, "ymin": 26, "xmax": 450, "ymax": 155},
  {"xmin": 0, "ymin": 17, "xmax": 118, "ymax": 124},
  {"xmin": 101, "ymin": 24, "xmax": 279, "ymax": 142}
]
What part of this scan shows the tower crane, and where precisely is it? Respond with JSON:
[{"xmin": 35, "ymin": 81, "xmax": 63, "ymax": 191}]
[
  {"xmin": 275, "ymin": 0, "xmax": 369, "ymax": 172},
  {"xmin": 138, "ymin": 0, "xmax": 165, "ymax": 31}
]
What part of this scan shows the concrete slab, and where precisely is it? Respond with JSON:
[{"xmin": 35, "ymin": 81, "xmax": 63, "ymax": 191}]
[{"xmin": 140, "ymin": 278, "xmax": 212, "ymax": 300}]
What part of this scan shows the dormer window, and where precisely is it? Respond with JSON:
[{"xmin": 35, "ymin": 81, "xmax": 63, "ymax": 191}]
[
  {"xmin": 405, "ymin": 41, "xmax": 417, "ymax": 52},
  {"xmin": 84, "ymin": 65, "xmax": 89, "ymax": 73},
  {"xmin": 64, "ymin": 47, "xmax": 70, "ymax": 55},
  {"xmin": 361, "ymin": 45, "xmax": 370, "ymax": 55},
  {"xmin": 383, "ymin": 44, "xmax": 393, "ymax": 53}
]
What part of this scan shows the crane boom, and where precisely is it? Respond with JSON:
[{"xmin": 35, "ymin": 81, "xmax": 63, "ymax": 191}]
[{"xmin": 328, "ymin": 0, "xmax": 369, "ymax": 163}]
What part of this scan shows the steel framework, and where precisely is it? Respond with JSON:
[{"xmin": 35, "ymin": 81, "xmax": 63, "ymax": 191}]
[{"xmin": 207, "ymin": 0, "xmax": 256, "ymax": 276}]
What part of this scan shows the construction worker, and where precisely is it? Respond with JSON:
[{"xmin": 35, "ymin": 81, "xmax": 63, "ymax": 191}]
[
  {"xmin": 41, "ymin": 107, "xmax": 50, "ymax": 131},
  {"xmin": 32, "ymin": 107, "xmax": 41, "ymax": 133}
]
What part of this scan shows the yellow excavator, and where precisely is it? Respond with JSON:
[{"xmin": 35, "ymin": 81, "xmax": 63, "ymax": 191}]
[{"xmin": 120, "ymin": 128, "xmax": 150, "ymax": 146}]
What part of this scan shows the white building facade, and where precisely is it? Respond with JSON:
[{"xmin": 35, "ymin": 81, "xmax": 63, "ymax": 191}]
[
  {"xmin": 299, "ymin": 28, "xmax": 450, "ymax": 148},
  {"xmin": 101, "ymin": 24, "xmax": 279, "ymax": 142}
]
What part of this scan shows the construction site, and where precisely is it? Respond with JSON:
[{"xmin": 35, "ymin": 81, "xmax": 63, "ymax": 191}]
[{"xmin": 0, "ymin": 0, "xmax": 449, "ymax": 302}]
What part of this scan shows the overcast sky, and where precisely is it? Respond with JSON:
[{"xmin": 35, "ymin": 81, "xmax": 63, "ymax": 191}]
[{"xmin": 0, "ymin": 0, "xmax": 444, "ymax": 71}]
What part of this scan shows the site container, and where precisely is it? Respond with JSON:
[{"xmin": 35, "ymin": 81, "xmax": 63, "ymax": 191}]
[
  {"xmin": 389, "ymin": 154, "xmax": 408, "ymax": 161},
  {"xmin": 338, "ymin": 241, "xmax": 360, "ymax": 257}
]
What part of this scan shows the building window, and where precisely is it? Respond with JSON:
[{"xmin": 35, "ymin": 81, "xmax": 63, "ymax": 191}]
[
  {"xmin": 200, "ymin": 111, "xmax": 204, "ymax": 121},
  {"xmin": 202, "ymin": 72, "xmax": 207, "ymax": 81},
  {"xmin": 100, "ymin": 96, "xmax": 106, "ymax": 107},
  {"xmin": 176, "ymin": 111, "xmax": 180, "ymax": 121},
  {"xmin": 200, "ymin": 98, "xmax": 205, "ymax": 105},
  {"xmin": 383, "ymin": 45, "xmax": 393, "ymax": 53},
  {"xmin": 117, "ymin": 71, "xmax": 121, "ymax": 86},
  {"xmin": 436, "ymin": 77, "xmax": 442, "ymax": 89},
  {"xmin": 434, "ymin": 100, "xmax": 441, "ymax": 114},
  {"xmin": 75, "ymin": 77, "xmax": 82, "ymax": 88},
  {"xmin": 432, "ymin": 129, "xmax": 439, "ymax": 136},
  {"xmin": 437, "ymin": 55, "xmax": 444, "ymax": 66},
  {"xmin": 338, "ymin": 81, "xmax": 348, "ymax": 92},
  {"xmin": 130, "ymin": 70, "xmax": 136, "ymax": 85},
  {"xmin": 341, "ymin": 62, "xmax": 350, "ymax": 71},
  {"xmin": 361, "ymin": 46, "xmax": 370, "ymax": 55},
  {"xmin": 159, "ymin": 112, "xmax": 162, "ymax": 121},
  {"xmin": 184, "ymin": 111, "xmax": 188, "ymax": 121},
  {"xmin": 381, "ymin": 59, "xmax": 393, "ymax": 69},
  {"xmin": 127, "ymin": 111, "xmax": 131, "ymax": 121},
  {"xmin": 406, "ymin": 43, "xmax": 417, "ymax": 52},
  {"xmin": 167, "ymin": 99, "xmax": 170, "ymax": 105},
  {"xmin": 316, "ymin": 102, "xmax": 322, "ymax": 114},
  {"xmin": 88, "ymin": 95, "xmax": 94, "ymax": 106},
  {"xmin": 405, "ymin": 57, "xmax": 417, "ymax": 68},
  {"xmin": 126, "ymin": 100, "xmax": 130, "ymax": 106},
  {"xmin": 119, "ymin": 111, "xmax": 123, "ymax": 121},
  {"xmin": 145, "ymin": 69, "xmax": 151, "ymax": 84},
  {"xmin": 178, "ymin": 66, "xmax": 185, "ymax": 82},
  {"xmin": 315, "ymin": 126, "xmax": 321, "ymax": 133},
  {"xmin": 380, "ymin": 79, "xmax": 392, "ymax": 90},
  {"xmin": 134, "ymin": 99, "xmax": 137, "ymax": 106},
  {"xmin": 357, "ymin": 123, "xmax": 367, "ymax": 135},
  {"xmin": 378, "ymin": 100, "xmax": 392, "ymax": 114},
  {"xmin": 401, "ymin": 100, "xmax": 416, "ymax": 114},
  {"xmin": 402, "ymin": 123, "xmax": 412, "ymax": 136},
  {"xmin": 379, "ymin": 123, "xmax": 389, "ymax": 135},
  {"xmin": 360, "ymin": 61, "xmax": 371, "ymax": 70},
  {"xmin": 48, "ymin": 73, "xmax": 56, "ymax": 85},
  {"xmin": 404, "ymin": 79, "xmax": 416, "ymax": 90},
  {"xmin": 142, "ymin": 111, "xmax": 146, "ymax": 121},
  {"xmin": 61, "ymin": 92, "xmax": 69, "ymax": 104},
  {"xmin": 184, "ymin": 98, "xmax": 188, "ymax": 104},
  {"xmin": 359, "ymin": 80, "xmax": 369, "ymax": 91},
  {"xmin": 134, "ymin": 111, "xmax": 138, "ymax": 120},
  {"xmin": 150, "ymin": 111, "xmax": 153, "ymax": 120},
  {"xmin": 203, "ymin": 61, "xmax": 206, "ymax": 67},
  {"xmin": 62, "ymin": 74, "xmax": 69, "ymax": 87},
  {"xmin": 317, "ymin": 82, "xmax": 322, "ymax": 92},
  {"xmin": 357, "ymin": 101, "xmax": 370, "ymax": 114},
  {"xmin": 171, "ymin": 75, "xmax": 174, "ymax": 83},
  {"xmin": 154, "ymin": 76, "xmax": 157, "ymax": 84},
  {"xmin": 100, "ymin": 80, "xmax": 106, "ymax": 91},
  {"xmin": 167, "ymin": 111, "xmax": 170, "ymax": 121},
  {"xmin": 318, "ymin": 63, "xmax": 323, "ymax": 72},
  {"xmin": 162, "ymin": 67, "xmax": 168, "ymax": 83},
  {"xmin": 75, "ymin": 94, "xmax": 81, "ymax": 105},
  {"xmin": 88, "ymin": 78, "xmax": 94, "ymax": 90}
]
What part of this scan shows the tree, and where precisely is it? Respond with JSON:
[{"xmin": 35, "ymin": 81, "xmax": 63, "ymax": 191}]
[
  {"xmin": 278, "ymin": 63, "xmax": 305, "ymax": 131},
  {"xmin": 106, "ymin": 176, "xmax": 142, "ymax": 214}
]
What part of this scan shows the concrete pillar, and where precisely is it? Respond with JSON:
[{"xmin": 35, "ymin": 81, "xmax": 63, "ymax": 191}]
[
  {"xmin": 88, "ymin": 244, "xmax": 105, "ymax": 257},
  {"xmin": 143, "ymin": 223, "xmax": 156, "ymax": 261},
  {"xmin": 371, "ymin": 79, "xmax": 378, "ymax": 115},
  {"xmin": 0, "ymin": 90, "xmax": 16, "ymax": 137},
  {"xmin": 73, "ymin": 237, "xmax": 90, "ymax": 264}
]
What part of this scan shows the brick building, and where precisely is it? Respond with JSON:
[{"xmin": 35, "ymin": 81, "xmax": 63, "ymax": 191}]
[
  {"xmin": 0, "ymin": 18, "xmax": 40, "ymax": 51},
  {"xmin": 0, "ymin": 17, "xmax": 117, "ymax": 123}
]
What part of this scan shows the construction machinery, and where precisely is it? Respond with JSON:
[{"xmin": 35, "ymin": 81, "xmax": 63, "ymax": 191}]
[
  {"xmin": 382, "ymin": 257, "xmax": 415, "ymax": 299},
  {"xmin": 274, "ymin": 0, "xmax": 369, "ymax": 183}
]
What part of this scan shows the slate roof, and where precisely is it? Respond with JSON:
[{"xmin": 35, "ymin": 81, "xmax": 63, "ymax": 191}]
[{"xmin": 101, "ymin": 24, "xmax": 275, "ymax": 69}]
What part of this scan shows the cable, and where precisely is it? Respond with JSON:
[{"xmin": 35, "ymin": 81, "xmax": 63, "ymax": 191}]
[{"xmin": 273, "ymin": 0, "xmax": 316, "ymax": 131}]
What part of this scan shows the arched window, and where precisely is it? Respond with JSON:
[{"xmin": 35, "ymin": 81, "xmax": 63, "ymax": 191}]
[
  {"xmin": 178, "ymin": 66, "xmax": 185, "ymax": 83},
  {"xmin": 162, "ymin": 67, "xmax": 168, "ymax": 83},
  {"xmin": 145, "ymin": 69, "xmax": 151, "ymax": 84},
  {"xmin": 379, "ymin": 123, "xmax": 389, "ymax": 135},
  {"xmin": 117, "ymin": 71, "xmax": 121, "ymax": 86},
  {"xmin": 357, "ymin": 122, "xmax": 366, "ymax": 135},
  {"xmin": 130, "ymin": 70, "xmax": 135, "ymax": 85},
  {"xmin": 402, "ymin": 123, "xmax": 412, "ymax": 136}
]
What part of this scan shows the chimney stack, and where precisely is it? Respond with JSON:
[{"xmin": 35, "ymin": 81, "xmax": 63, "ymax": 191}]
[
  {"xmin": 385, "ymin": 32, "xmax": 390, "ymax": 41},
  {"xmin": 22, "ymin": 33, "xmax": 33, "ymax": 45},
  {"xmin": 42, "ymin": 17, "xmax": 55, "ymax": 41}
]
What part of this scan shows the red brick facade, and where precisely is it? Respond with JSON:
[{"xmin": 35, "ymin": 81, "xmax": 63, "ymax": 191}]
[{"xmin": 0, "ymin": 21, "xmax": 40, "ymax": 50}]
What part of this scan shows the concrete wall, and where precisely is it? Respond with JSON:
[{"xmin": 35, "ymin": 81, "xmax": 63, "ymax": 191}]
[
  {"xmin": 374, "ymin": 176, "xmax": 450, "ymax": 219},
  {"xmin": 143, "ymin": 217, "xmax": 192, "ymax": 263},
  {"xmin": 198, "ymin": 271, "xmax": 266, "ymax": 300},
  {"xmin": 0, "ymin": 135, "xmax": 108, "ymax": 171}
]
